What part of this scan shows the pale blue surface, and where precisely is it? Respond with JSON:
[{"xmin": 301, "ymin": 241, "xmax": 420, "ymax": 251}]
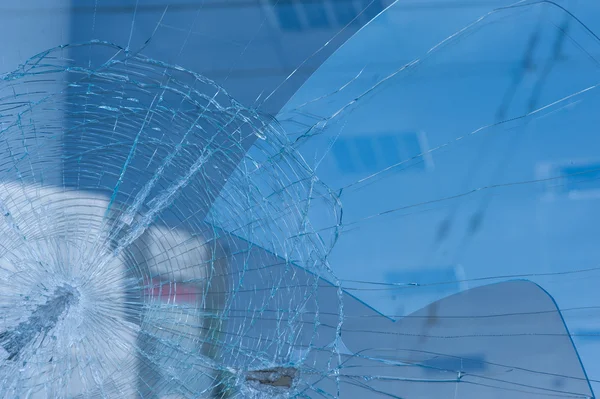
[
  {"xmin": 0, "ymin": 0, "xmax": 598, "ymax": 397},
  {"xmin": 280, "ymin": 0, "xmax": 600, "ymax": 392}
]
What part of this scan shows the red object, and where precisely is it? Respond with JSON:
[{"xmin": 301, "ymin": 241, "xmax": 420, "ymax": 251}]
[{"xmin": 144, "ymin": 278, "xmax": 200, "ymax": 304}]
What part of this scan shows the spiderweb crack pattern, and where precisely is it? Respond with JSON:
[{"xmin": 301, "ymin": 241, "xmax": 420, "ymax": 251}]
[{"xmin": 0, "ymin": 42, "xmax": 341, "ymax": 398}]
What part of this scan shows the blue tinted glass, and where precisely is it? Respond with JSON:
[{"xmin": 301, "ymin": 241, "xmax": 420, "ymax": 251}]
[
  {"xmin": 272, "ymin": 1, "xmax": 303, "ymax": 31},
  {"xmin": 0, "ymin": 0, "xmax": 598, "ymax": 397},
  {"xmin": 331, "ymin": 0, "xmax": 359, "ymax": 25},
  {"xmin": 302, "ymin": 1, "xmax": 330, "ymax": 28}
]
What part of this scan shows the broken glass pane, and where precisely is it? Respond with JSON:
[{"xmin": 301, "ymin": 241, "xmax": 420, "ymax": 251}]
[{"xmin": 0, "ymin": 0, "xmax": 599, "ymax": 398}]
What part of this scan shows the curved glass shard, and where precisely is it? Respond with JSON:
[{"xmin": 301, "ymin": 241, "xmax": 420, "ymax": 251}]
[
  {"xmin": 296, "ymin": 280, "xmax": 593, "ymax": 398},
  {"xmin": 279, "ymin": 0, "xmax": 600, "ymax": 394}
]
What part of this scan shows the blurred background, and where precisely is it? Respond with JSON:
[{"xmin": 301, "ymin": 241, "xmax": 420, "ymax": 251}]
[{"xmin": 1, "ymin": 0, "xmax": 600, "ymax": 397}]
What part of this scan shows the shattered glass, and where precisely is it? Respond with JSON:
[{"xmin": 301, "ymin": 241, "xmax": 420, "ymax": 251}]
[{"xmin": 0, "ymin": 0, "xmax": 599, "ymax": 398}]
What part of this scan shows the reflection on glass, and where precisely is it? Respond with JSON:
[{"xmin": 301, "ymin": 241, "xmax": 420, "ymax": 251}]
[{"xmin": 0, "ymin": 0, "xmax": 598, "ymax": 397}]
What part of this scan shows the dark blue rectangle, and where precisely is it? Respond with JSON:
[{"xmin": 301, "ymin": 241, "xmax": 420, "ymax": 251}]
[
  {"xmin": 355, "ymin": 136, "xmax": 377, "ymax": 170},
  {"xmin": 384, "ymin": 267, "xmax": 458, "ymax": 285},
  {"xmin": 332, "ymin": 138, "xmax": 357, "ymax": 173},
  {"xmin": 273, "ymin": 2, "xmax": 303, "ymax": 31},
  {"xmin": 302, "ymin": 1, "xmax": 330, "ymax": 28},
  {"xmin": 332, "ymin": 0, "xmax": 359, "ymax": 25},
  {"xmin": 422, "ymin": 355, "xmax": 487, "ymax": 373},
  {"xmin": 333, "ymin": 132, "xmax": 426, "ymax": 174},
  {"xmin": 360, "ymin": 0, "xmax": 384, "ymax": 20},
  {"xmin": 559, "ymin": 163, "xmax": 600, "ymax": 193}
]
